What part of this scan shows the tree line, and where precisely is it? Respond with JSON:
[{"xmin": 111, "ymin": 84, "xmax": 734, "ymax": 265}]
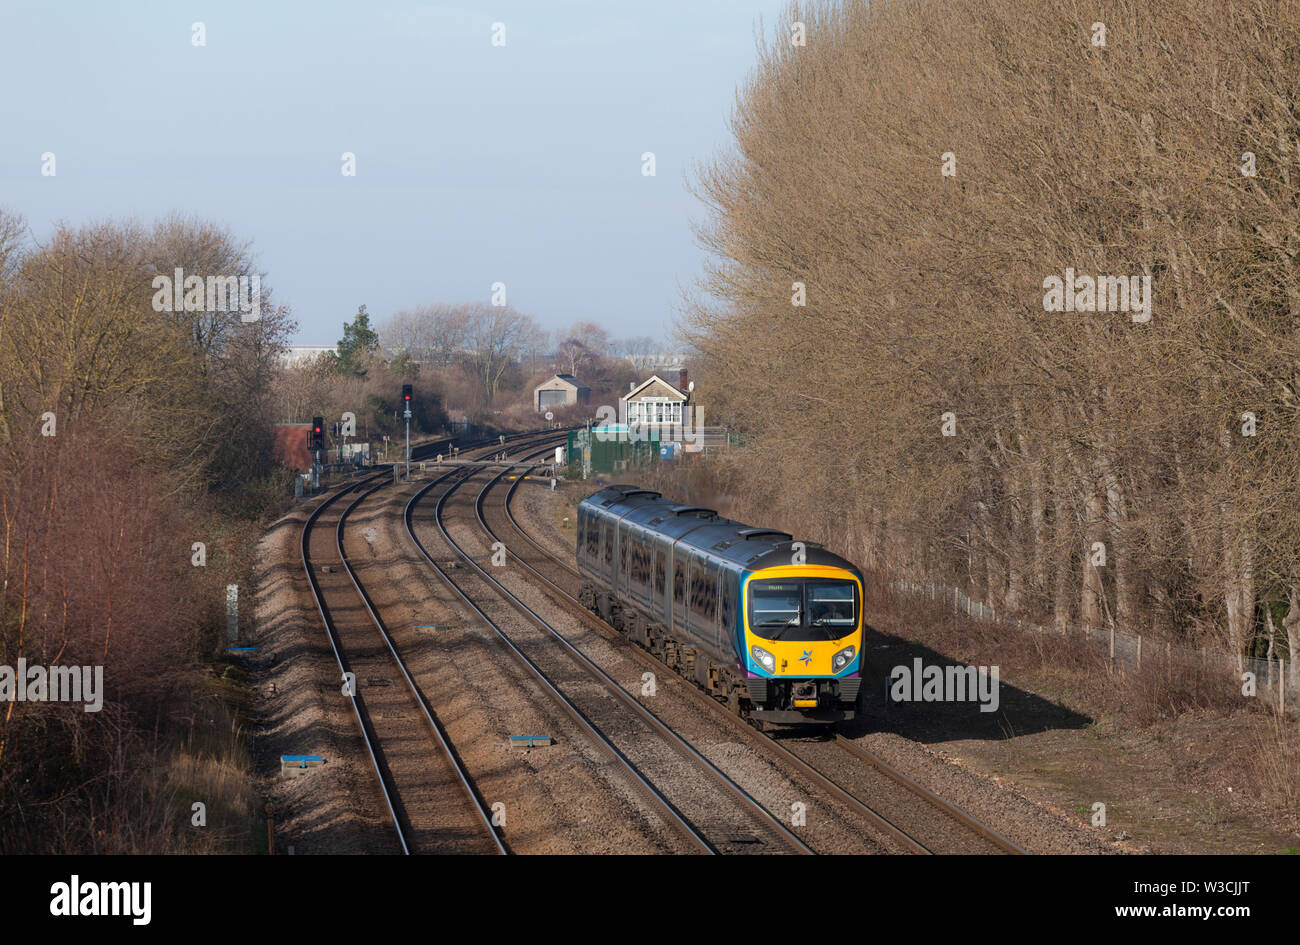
[
  {"xmin": 0, "ymin": 200, "xmax": 667, "ymax": 848},
  {"xmin": 0, "ymin": 208, "xmax": 292, "ymax": 850},
  {"xmin": 684, "ymin": 0, "xmax": 1300, "ymax": 670},
  {"xmin": 274, "ymin": 302, "xmax": 656, "ymax": 434}
]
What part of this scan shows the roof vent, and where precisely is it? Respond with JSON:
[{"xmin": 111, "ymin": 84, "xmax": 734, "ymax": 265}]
[
  {"xmin": 609, "ymin": 486, "xmax": 661, "ymax": 499},
  {"xmin": 739, "ymin": 528, "xmax": 793, "ymax": 541},
  {"xmin": 671, "ymin": 506, "xmax": 716, "ymax": 518}
]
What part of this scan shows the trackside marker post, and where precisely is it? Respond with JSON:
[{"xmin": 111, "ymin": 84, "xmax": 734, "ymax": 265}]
[
  {"xmin": 508, "ymin": 735, "xmax": 553, "ymax": 749},
  {"xmin": 280, "ymin": 754, "xmax": 325, "ymax": 778}
]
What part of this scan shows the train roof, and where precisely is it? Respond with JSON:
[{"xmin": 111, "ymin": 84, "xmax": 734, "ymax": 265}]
[{"xmin": 581, "ymin": 485, "xmax": 861, "ymax": 573}]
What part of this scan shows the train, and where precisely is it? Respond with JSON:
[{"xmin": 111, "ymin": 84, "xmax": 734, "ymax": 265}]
[{"xmin": 576, "ymin": 485, "xmax": 863, "ymax": 724}]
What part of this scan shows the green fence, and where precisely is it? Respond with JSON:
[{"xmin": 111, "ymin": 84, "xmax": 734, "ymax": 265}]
[{"xmin": 567, "ymin": 427, "xmax": 664, "ymax": 477}]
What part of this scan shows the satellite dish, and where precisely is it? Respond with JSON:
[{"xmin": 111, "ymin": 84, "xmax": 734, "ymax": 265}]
[
  {"xmin": 687, "ymin": 381, "xmax": 695, "ymax": 392},
  {"xmin": 545, "ymin": 411, "xmax": 554, "ymax": 421}
]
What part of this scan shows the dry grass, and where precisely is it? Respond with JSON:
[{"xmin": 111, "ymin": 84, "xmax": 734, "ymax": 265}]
[
  {"xmin": 0, "ymin": 669, "xmax": 259, "ymax": 855},
  {"xmin": 1243, "ymin": 714, "xmax": 1300, "ymax": 820}
]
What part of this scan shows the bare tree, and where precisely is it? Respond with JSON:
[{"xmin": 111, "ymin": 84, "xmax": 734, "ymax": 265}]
[
  {"xmin": 465, "ymin": 303, "xmax": 536, "ymax": 402},
  {"xmin": 683, "ymin": 0, "xmax": 1300, "ymax": 668},
  {"xmin": 379, "ymin": 302, "xmax": 470, "ymax": 366},
  {"xmin": 555, "ymin": 337, "xmax": 597, "ymax": 376}
]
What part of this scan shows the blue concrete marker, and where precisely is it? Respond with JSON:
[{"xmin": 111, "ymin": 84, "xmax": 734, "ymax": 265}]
[
  {"xmin": 281, "ymin": 755, "xmax": 324, "ymax": 768},
  {"xmin": 509, "ymin": 735, "xmax": 553, "ymax": 749},
  {"xmin": 228, "ymin": 647, "xmax": 259, "ymax": 652}
]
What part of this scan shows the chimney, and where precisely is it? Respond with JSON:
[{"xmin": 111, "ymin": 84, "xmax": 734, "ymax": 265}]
[
  {"xmin": 678, "ymin": 368, "xmax": 688, "ymax": 393},
  {"xmin": 630, "ymin": 381, "xmax": 636, "ymax": 391}
]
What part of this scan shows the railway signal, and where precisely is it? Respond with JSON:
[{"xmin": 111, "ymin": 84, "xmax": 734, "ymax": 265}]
[
  {"xmin": 401, "ymin": 385, "xmax": 412, "ymax": 480},
  {"xmin": 309, "ymin": 416, "xmax": 325, "ymax": 492}
]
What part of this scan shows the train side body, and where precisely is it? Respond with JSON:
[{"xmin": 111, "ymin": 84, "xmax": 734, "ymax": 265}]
[{"xmin": 576, "ymin": 485, "xmax": 863, "ymax": 723}]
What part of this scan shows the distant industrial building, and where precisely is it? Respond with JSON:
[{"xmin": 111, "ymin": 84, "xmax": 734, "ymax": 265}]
[
  {"xmin": 281, "ymin": 345, "xmax": 337, "ymax": 367},
  {"xmin": 534, "ymin": 374, "xmax": 591, "ymax": 412},
  {"xmin": 625, "ymin": 353, "xmax": 687, "ymax": 373}
]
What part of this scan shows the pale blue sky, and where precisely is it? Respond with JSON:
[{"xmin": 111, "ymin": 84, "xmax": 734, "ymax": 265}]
[{"xmin": 0, "ymin": 1, "xmax": 789, "ymax": 344}]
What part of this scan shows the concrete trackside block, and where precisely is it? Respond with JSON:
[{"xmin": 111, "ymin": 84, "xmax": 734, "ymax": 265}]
[
  {"xmin": 281, "ymin": 755, "xmax": 325, "ymax": 778},
  {"xmin": 508, "ymin": 735, "xmax": 553, "ymax": 749}
]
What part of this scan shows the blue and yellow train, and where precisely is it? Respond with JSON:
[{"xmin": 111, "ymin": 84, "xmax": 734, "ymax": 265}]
[{"xmin": 576, "ymin": 485, "xmax": 863, "ymax": 723}]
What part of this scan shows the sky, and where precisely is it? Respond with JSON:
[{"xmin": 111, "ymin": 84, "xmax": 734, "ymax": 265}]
[{"xmin": 0, "ymin": 1, "xmax": 790, "ymax": 345}]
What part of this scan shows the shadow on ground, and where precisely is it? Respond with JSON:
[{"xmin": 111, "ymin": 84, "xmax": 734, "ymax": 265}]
[{"xmin": 818, "ymin": 624, "xmax": 1093, "ymax": 744}]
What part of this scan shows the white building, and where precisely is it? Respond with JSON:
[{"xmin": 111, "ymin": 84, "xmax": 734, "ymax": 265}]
[{"xmin": 621, "ymin": 371, "xmax": 691, "ymax": 425}]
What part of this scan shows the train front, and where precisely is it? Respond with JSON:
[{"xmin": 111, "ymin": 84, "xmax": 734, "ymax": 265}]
[{"xmin": 741, "ymin": 565, "xmax": 863, "ymax": 724}]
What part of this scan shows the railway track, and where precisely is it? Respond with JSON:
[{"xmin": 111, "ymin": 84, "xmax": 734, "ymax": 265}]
[
  {"xmin": 301, "ymin": 451, "xmax": 513, "ymax": 854},
  {"xmin": 485, "ymin": 448, "xmax": 1027, "ymax": 855},
  {"xmin": 301, "ymin": 431, "xmax": 1023, "ymax": 854},
  {"xmin": 406, "ymin": 445, "xmax": 815, "ymax": 855}
]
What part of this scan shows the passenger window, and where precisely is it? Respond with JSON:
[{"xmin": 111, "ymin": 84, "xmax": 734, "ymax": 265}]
[
  {"xmin": 654, "ymin": 550, "xmax": 666, "ymax": 594},
  {"xmin": 673, "ymin": 560, "xmax": 685, "ymax": 604},
  {"xmin": 632, "ymin": 539, "xmax": 650, "ymax": 587},
  {"xmin": 603, "ymin": 525, "xmax": 613, "ymax": 566}
]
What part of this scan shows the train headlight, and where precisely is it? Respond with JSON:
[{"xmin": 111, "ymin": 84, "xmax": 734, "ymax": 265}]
[
  {"xmin": 751, "ymin": 645, "xmax": 776, "ymax": 673},
  {"xmin": 832, "ymin": 645, "xmax": 857, "ymax": 671}
]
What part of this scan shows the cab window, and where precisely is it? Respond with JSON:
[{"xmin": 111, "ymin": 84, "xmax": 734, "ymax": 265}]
[{"xmin": 747, "ymin": 577, "xmax": 858, "ymax": 642}]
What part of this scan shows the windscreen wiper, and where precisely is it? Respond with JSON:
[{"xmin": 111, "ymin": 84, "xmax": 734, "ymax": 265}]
[{"xmin": 808, "ymin": 618, "xmax": 836, "ymax": 640}]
